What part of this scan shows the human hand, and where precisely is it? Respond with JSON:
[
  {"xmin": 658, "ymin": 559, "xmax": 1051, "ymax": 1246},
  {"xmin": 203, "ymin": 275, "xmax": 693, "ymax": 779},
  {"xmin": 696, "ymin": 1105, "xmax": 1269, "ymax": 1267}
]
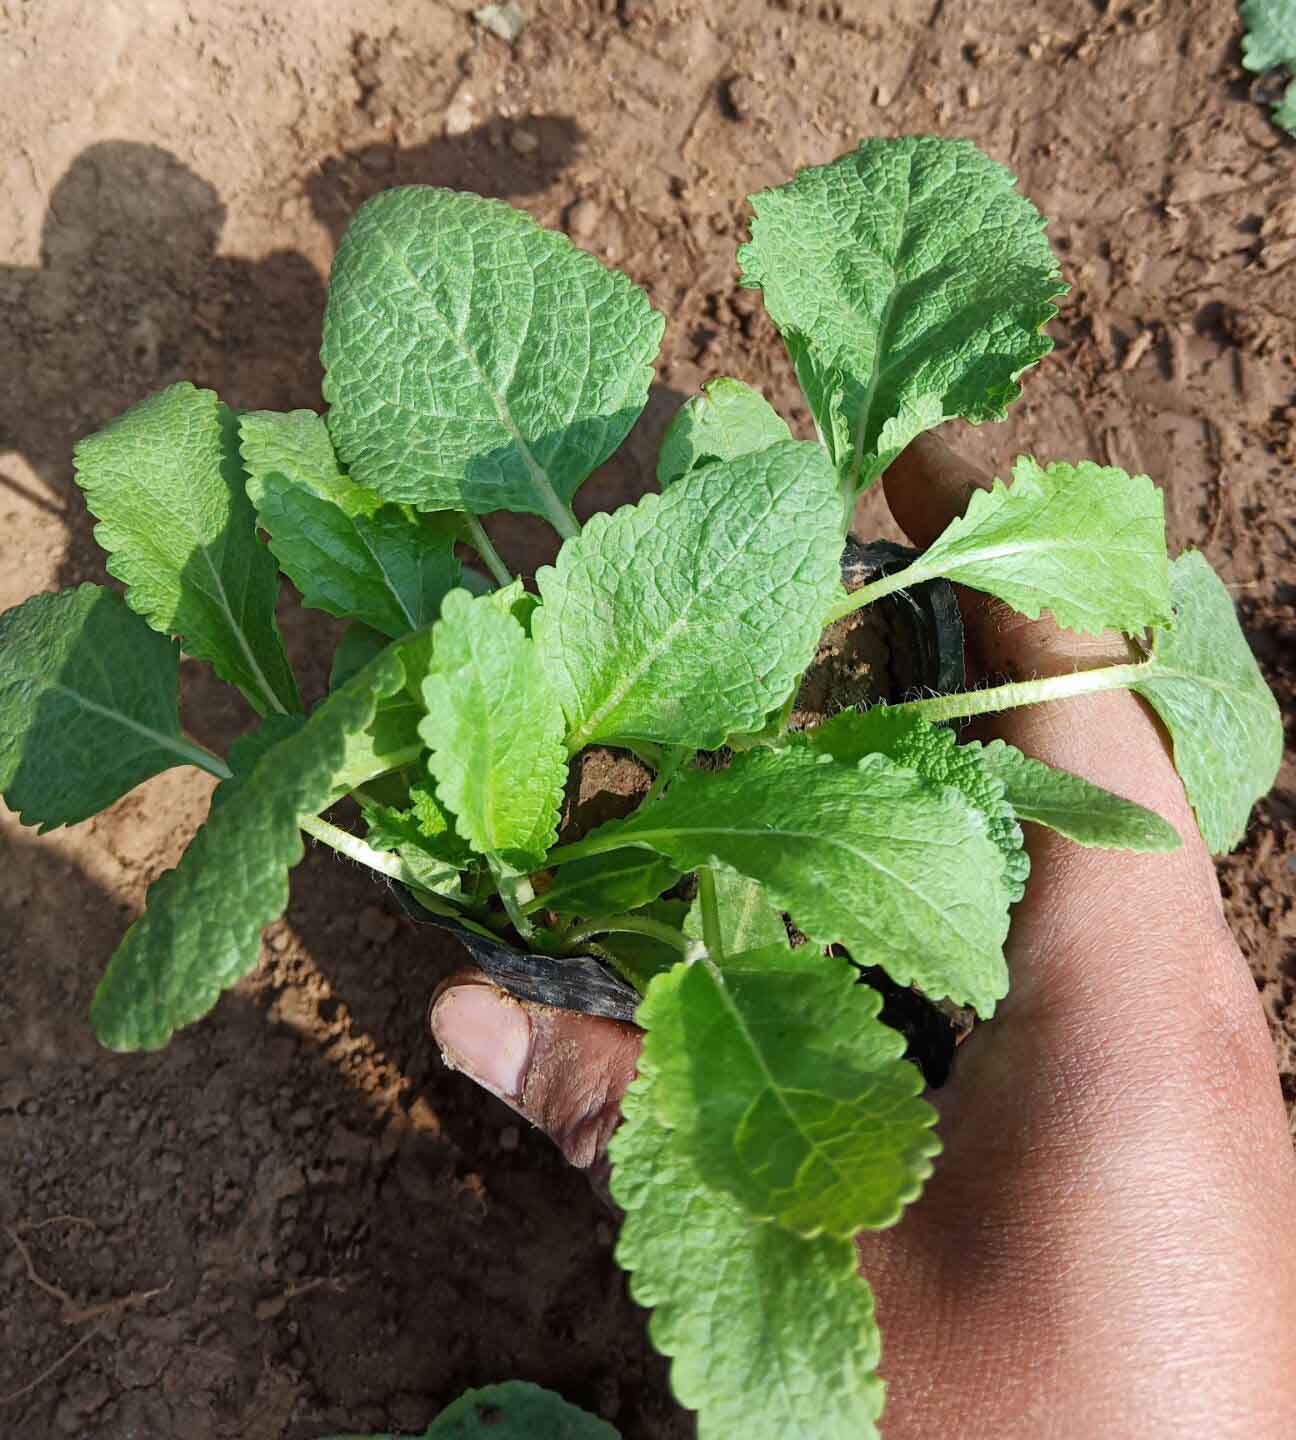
[{"xmin": 429, "ymin": 434, "xmax": 1296, "ymax": 1437}]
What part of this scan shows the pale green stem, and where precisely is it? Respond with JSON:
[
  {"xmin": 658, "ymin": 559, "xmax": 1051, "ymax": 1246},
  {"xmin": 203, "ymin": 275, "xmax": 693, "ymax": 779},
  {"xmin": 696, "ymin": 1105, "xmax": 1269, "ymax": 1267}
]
[
  {"xmin": 697, "ymin": 867, "xmax": 725, "ymax": 962},
  {"xmin": 492, "ymin": 861, "xmax": 537, "ymax": 941},
  {"xmin": 825, "ymin": 562, "xmax": 922, "ymax": 623},
  {"xmin": 299, "ymin": 813, "xmax": 459, "ymax": 915},
  {"xmin": 176, "ymin": 735, "xmax": 233, "ymax": 781},
  {"xmin": 643, "ymin": 746, "xmax": 689, "ymax": 805},
  {"xmin": 563, "ymin": 914, "xmax": 691, "ymax": 954},
  {"xmin": 465, "ymin": 513, "xmax": 514, "ymax": 589},
  {"xmin": 890, "ymin": 660, "xmax": 1154, "ymax": 725}
]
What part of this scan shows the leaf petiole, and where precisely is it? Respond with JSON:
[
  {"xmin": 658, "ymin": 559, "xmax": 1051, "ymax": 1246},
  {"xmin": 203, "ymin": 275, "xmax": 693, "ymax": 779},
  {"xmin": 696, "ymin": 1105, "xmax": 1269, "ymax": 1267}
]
[
  {"xmin": 173, "ymin": 735, "xmax": 234, "ymax": 781},
  {"xmin": 697, "ymin": 866, "xmax": 725, "ymax": 962},
  {"xmin": 890, "ymin": 659, "xmax": 1153, "ymax": 725},
  {"xmin": 563, "ymin": 913, "xmax": 693, "ymax": 955},
  {"xmin": 298, "ymin": 812, "xmax": 460, "ymax": 914},
  {"xmin": 464, "ymin": 513, "xmax": 514, "ymax": 589}
]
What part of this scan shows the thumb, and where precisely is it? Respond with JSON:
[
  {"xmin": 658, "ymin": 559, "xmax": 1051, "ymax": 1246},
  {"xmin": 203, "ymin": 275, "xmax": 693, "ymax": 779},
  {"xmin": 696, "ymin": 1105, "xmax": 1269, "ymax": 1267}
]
[{"xmin": 429, "ymin": 971, "xmax": 642, "ymax": 1171}]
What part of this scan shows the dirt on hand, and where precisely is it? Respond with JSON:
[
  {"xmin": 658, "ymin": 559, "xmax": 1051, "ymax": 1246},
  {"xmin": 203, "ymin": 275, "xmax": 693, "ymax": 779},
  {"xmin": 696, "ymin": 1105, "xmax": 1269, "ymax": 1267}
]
[{"xmin": 1, "ymin": 1, "xmax": 1292, "ymax": 1436}]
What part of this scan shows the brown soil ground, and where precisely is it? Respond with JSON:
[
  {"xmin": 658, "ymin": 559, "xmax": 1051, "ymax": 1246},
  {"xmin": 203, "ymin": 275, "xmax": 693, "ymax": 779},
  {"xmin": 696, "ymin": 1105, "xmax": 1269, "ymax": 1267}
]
[{"xmin": 1, "ymin": 0, "xmax": 1293, "ymax": 1435}]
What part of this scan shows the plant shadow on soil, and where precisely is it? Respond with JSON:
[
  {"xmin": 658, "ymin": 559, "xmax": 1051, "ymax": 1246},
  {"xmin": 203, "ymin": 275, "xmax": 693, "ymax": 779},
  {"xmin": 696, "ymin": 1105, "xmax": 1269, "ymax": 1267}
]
[{"xmin": 1, "ymin": 127, "xmax": 691, "ymax": 1437}]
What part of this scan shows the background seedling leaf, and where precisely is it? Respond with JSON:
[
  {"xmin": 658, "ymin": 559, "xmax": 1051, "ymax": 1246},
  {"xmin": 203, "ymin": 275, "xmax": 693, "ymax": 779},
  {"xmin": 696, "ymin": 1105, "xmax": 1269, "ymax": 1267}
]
[
  {"xmin": 1241, "ymin": 0, "xmax": 1296, "ymax": 134},
  {"xmin": 738, "ymin": 136, "xmax": 1064, "ymax": 489},
  {"xmin": 91, "ymin": 648, "xmax": 406, "ymax": 1051},
  {"xmin": 420, "ymin": 590, "xmax": 566, "ymax": 864},
  {"xmin": 322, "ymin": 1380, "xmax": 619, "ymax": 1438},
  {"xmin": 321, "ymin": 187, "xmax": 663, "ymax": 528},
  {"xmin": 1131, "ymin": 550, "xmax": 1282, "ymax": 853},
  {"xmin": 242, "ymin": 410, "xmax": 462, "ymax": 638},
  {"xmin": 538, "ymin": 849, "xmax": 682, "ymax": 918},
  {"xmin": 611, "ymin": 1076, "xmax": 885, "ymax": 1440},
  {"xmin": 888, "ymin": 458, "xmax": 1171, "ymax": 635},
  {"xmin": 683, "ymin": 867, "xmax": 787, "ymax": 952},
  {"xmin": 566, "ymin": 746, "xmax": 1011, "ymax": 1013},
  {"xmin": 73, "ymin": 383, "xmax": 300, "ymax": 716},
  {"xmin": 0, "ymin": 585, "xmax": 197, "ymax": 830},
  {"xmin": 640, "ymin": 948, "xmax": 939, "ymax": 1236},
  {"xmin": 657, "ymin": 378, "xmax": 791, "ymax": 487},
  {"xmin": 972, "ymin": 738, "xmax": 1181, "ymax": 852},
  {"xmin": 808, "ymin": 707, "xmax": 1029, "ymax": 901},
  {"xmin": 534, "ymin": 441, "xmax": 842, "ymax": 751}
]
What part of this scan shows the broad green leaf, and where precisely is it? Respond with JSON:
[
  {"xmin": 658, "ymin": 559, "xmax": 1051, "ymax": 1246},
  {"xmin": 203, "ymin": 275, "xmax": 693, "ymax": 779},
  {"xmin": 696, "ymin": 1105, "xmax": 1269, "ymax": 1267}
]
[
  {"xmin": 0, "ymin": 585, "xmax": 200, "ymax": 830},
  {"xmin": 534, "ymin": 441, "xmax": 843, "ymax": 751},
  {"xmin": 72, "ymin": 383, "xmax": 300, "ymax": 716},
  {"xmin": 808, "ymin": 707, "xmax": 1028, "ymax": 902},
  {"xmin": 641, "ymin": 947, "xmax": 938, "ymax": 1236},
  {"xmin": 420, "ymin": 590, "xmax": 566, "ymax": 864},
  {"xmin": 537, "ymin": 848, "xmax": 681, "ymax": 918},
  {"xmin": 657, "ymin": 378, "xmax": 792, "ymax": 488},
  {"xmin": 321, "ymin": 187, "xmax": 663, "ymax": 529},
  {"xmin": 1241, "ymin": 0, "xmax": 1296, "ymax": 133},
  {"xmin": 683, "ymin": 866, "xmax": 787, "ymax": 951},
  {"xmin": 878, "ymin": 457, "xmax": 1172, "ymax": 636},
  {"xmin": 91, "ymin": 648, "xmax": 407, "ymax": 1051},
  {"xmin": 334, "ymin": 687, "xmax": 425, "ymax": 793},
  {"xmin": 972, "ymin": 738, "xmax": 1181, "ymax": 852},
  {"xmin": 738, "ymin": 136, "xmax": 1065, "ymax": 490},
  {"xmin": 242, "ymin": 410, "xmax": 462, "ymax": 638},
  {"xmin": 563, "ymin": 746, "xmax": 1011, "ymax": 1014},
  {"xmin": 611, "ymin": 1075, "xmax": 885, "ymax": 1440},
  {"xmin": 330, "ymin": 623, "xmax": 389, "ymax": 690},
  {"xmin": 1130, "ymin": 551, "xmax": 1282, "ymax": 854},
  {"xmin": 211, "ymin": 714, "xmax": 305, "ymax": 811},
  {"xmin": 322, "ymin": 1380, "xmax": 620, "ymax": 1438}
]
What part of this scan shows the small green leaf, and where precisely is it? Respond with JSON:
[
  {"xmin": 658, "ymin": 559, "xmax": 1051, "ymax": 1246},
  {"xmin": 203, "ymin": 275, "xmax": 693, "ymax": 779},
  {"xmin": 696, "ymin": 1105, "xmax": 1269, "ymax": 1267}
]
[
  {"xmin": 1241, "ymin": 1, "xmax": 1296, "ymax": 132},
  {"xmin": 420, "ymin": 590, "xmax": 567, "ymax": 864},
  {"xmin": 73, "ymin": 383, "xmax": 300, "ymax": 716},
  {"xmin": 1130, "ymin": 551, "xmax": 1282, "ymax": 854},
  {"xmin": 683, "ymin": 867, "xmax": 787, "ymax": 951},
  {"xmin": 538, "ymin": 849, "xmax": 681, "ymax": 918},
  {"xmin": 534, "ymin": 441, "xmax": 843, "ymax": 751},
  {"xmin": 321, "ymin": 1380, "xmax": 619, "ymax": 1438},
  {"xmin": 657, "ymin": 378, "xmax": 792, "ymax": 488},
  {"xmin": 883, "ymin": 457, "xmax": 1172, "ymax": 636},
  {"xmin": 91, "ymin": 647, "xmax": 407, "ymax": 1051},
  {"xmin": 361, "ymin": 781, "xmax": 472, "ymax": 897},
  {"xmin": 738, "ymin": 136, "xmax": 1065, "ymax": 490},
  {"xmin": 611, "ymin": 1075, "xmax": 885, "ymax": 1440},
  {"xmin": 808, "ymin": 707, "xmax": 1028, "ymax": 902},
  {"xmin": 321, "ymin": 187, "xmax": 663, "ymax": 530},
  {"xmin": 563, "ymin": 746, "xmax": 1011, "ymax": 1014},
  {"xmin": 333, "ymin": 687, "xmax": 426, "ymax": 794},
  {"xmin": 641, "ymin": 947, "xmax": 938, "ymax": 1237},
  {"xmin": 242, "ymin": 410, "xmax": 462, "ymax": 638},
  {"xmin": 971, "ymin": 738, "xmax": 1182, "ymax": 852},
  {"xmin": 330, "ymin": 623, "xmax": 389, "ymax": 690},
  {"xmin": 0, "ymin": 586, "xmax": 198, "ymax": 830}
]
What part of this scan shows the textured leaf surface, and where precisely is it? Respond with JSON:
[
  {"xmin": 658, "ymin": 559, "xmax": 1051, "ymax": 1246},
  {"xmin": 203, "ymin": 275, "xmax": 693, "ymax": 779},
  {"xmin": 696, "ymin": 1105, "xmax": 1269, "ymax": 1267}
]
[
  {"xmin": 211, "ymin": 714, "xmax": 306, "ymax": 811},
  {"xmin": 323, "ymin": 1380, "xmax": 619, "ymax": 1439},
  {"xmin": 808, "ymin": 707, "xmax": 1028, "ymax": 902},
  {"xmin": 73, "ymin": 383, "xmax": 299, "ymax": 715},
  {"xmin": 1242, "ymin": 0, "xmax": 1296, "ymax": 132},
  {"xmin": 641, "ymin": 947, "xmax": 938, "ymax": 1236},
  {"xmin": 538, "ymin": 849, "xmax": 681, "ymax": 918},
  {"xmin": 656, "ymin": 378, "xmax": 791, "ymax": 488},
  {"xmin": 738, "ymin": 137, "xmax": 1064, "ymax": 489},
  {"xmin": 683, "ymin": 866, "xmax": 787, "ymax": 951},
  {"xmin": 420, "ymin": 590, "xmax": 566, "ymax": 863},
  {"xmin": 91, "ymin": 649, "xmax": 406, "ymax": 1051},
  {"xmin": 362, "ymin": 781, "xmax": 472, "ymax": 898},
  {"xmin": 1131, "ymin": 551, "xmax": 1282, "ymax": 853},
  {"xmin": 0, "ymin": 586, "xmax": 191, "ymax": 830},
  {"xmin": 611, "ymin": 1076, "xmax": 885, "ymax": 1440},
  {"xmin": 242, "ymin": 410, "xmax": 462, "ymax": 638},
  {"xmin": 321, "ymin": 187, "xmax": 663, "ymax": 526},
  {"xmin": 568, "ymin": 746, "xmax": 1011, "ymax": 1013},
  {"xmin": 898, "ymin": 457, "xmax": 1171, "ymax": 635},
  {"xmin": 534, "ymin": 441, "xmax": 842, "ymax": 750},
  {"xmin": 972, "ymin": 738, "xmax": 1181, "ymax": 852}
]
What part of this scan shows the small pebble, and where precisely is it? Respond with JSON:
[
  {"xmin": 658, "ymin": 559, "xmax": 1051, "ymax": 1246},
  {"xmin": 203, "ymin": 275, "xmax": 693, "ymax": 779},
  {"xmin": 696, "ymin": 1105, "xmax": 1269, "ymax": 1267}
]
[
  {"xmin": 509, "ymin": 127, "xmax": 539, "ymax": 155},
  {"xmin": 566, "ymin": 197, "xmax": 601, "ymax": 238}
]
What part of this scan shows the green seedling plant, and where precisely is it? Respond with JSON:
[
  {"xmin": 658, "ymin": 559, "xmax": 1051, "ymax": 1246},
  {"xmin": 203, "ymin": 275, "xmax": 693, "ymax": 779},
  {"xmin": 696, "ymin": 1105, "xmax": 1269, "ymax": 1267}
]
[{"xmin": 0, "ymin": 137, "xmax": 1281, "ymax": 1438}]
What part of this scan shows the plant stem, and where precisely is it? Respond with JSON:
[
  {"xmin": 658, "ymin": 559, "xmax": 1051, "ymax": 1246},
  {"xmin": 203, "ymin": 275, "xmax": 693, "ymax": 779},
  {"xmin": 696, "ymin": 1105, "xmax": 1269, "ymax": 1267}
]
[
  {"xmin": 298, "ymin": 813, "xmax": 459, "ymax": 913},
  {"xmin": 564, "ymin": 914, "xmax": 691, "ymax": 954},
  {"xmin": 697, "ymin": 866, "xmax": 725, "ymax": 962},
  {"xmin": 491, "ymin": 860, "xmax": 537, "ymax": 941},
  {"xmin": 175, "ymin": 735, "xmax": 234, "ymax": 781},
  {"xmin": 825, "ymin": 562, "xmax": 920, "ymax": 623},
  {"xmin": 889, "ymin": 659, "xmax": 1154, "ymax": 725},
  {"xmin": 464, "ymin": 513, "xmax": 514, "ymax": 588},
  {"xmin": 643, "ymin": 746, "xmax": 688, "ymax": 805}
]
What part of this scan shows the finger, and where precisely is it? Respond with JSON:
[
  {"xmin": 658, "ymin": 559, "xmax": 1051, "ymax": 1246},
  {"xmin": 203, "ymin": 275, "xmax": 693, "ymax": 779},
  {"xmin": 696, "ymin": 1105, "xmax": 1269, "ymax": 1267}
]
[{"xmin": 429, "ymin": 970, "xmax": 641, "ymax": 1171}]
